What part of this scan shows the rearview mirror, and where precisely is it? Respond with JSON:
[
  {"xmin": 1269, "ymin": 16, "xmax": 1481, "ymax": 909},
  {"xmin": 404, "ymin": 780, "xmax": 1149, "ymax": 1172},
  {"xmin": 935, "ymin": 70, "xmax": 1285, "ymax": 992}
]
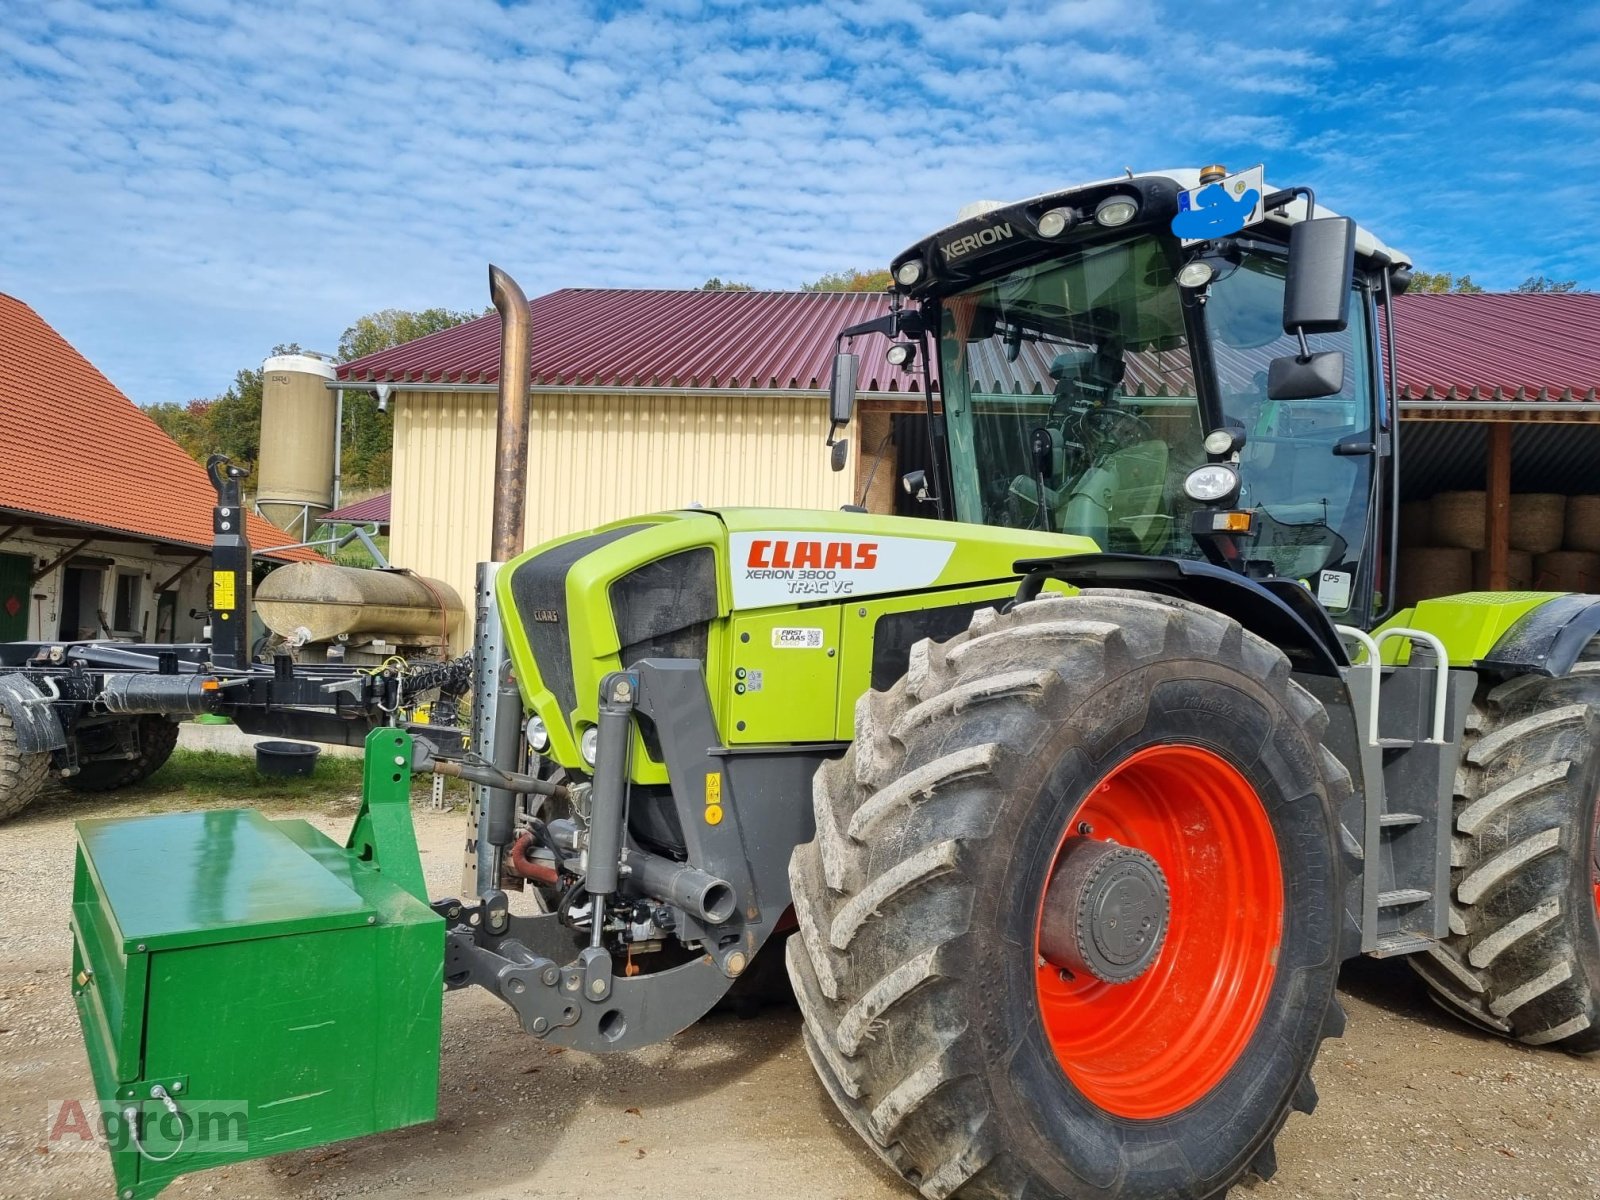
[
  {"xmin": 1283, "ymin": 216, "xmax": 1356, "ymax": 335},
  {"xmin": 1267, "ymin": 350, "xmax": 1345, "ymax": 400},
  {"xmin": 829, "ymin": 353, "xmax": 858, "ymax": 427},
  {"xmin": 830, "ymin": 439, "xmax": 849, "ymax": 472}
]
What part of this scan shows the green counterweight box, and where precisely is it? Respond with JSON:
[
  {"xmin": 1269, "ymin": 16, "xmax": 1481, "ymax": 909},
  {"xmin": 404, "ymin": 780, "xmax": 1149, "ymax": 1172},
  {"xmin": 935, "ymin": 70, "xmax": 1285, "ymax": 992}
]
[{"xmin": 69, "ymin": 748, "xmax": 443, "ymax": 1200}]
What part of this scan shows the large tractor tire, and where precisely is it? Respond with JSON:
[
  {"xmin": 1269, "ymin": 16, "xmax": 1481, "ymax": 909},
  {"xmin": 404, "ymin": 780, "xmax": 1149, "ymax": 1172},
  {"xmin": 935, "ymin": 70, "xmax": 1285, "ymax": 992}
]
[
  {"xmin": 1411, "ymin": 654, "xmax": 1600, "ymax": 1051},
  {"xmin": 62, "ymin": 716, "xmax": 180, "ymax": 793},
  {"xmin": 787, "ymin": 590, "xmax": 1350, "ymax": 1200},
  {"xmin": 0, "ymin": 702, "xmax": 50, "ymax": 821}
]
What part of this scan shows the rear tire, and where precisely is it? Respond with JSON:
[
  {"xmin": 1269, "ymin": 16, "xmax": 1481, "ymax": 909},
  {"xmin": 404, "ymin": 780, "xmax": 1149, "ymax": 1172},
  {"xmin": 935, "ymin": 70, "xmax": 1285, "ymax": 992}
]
[
  {"xmin": 1410, "ymin": 657, "xmax": 1600, "ymax": 1052},
  {"xmin": 787, "ymin": 590, "xmax": 1349, "ymax": 1199},
  {"xmin": 62, "ymin": 716, "xmax": 180, "ymax": 793},
  {"xmin": 0, "ymin": 702, "xmax": 49, "ymax": 821}
]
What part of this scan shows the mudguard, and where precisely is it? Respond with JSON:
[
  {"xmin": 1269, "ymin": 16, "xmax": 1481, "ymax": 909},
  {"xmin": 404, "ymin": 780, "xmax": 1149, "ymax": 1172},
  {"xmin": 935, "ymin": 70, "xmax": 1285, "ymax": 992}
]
[
  {"xmin": 1478, "ymin": 592, "xmax": 1600, "ymax": 677},
  {"xmin": 0, "ymin": 673, "xmax": 67, "ymax": 753},
  {"xmin": 1013, "ymin": 552, "xmax": 1348, "ymax": 677}
]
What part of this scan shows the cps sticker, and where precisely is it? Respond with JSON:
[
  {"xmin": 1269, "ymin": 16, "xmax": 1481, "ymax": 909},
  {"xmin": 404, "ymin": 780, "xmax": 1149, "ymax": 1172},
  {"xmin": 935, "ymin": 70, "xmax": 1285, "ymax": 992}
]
[{"xmin": 772, "ymin": 627, "xmax": 824, "ymax": 649}]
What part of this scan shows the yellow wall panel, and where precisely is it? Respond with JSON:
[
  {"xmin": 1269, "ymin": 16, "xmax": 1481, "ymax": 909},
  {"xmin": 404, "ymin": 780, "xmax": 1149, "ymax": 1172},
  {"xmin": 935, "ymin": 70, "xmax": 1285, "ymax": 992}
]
[{"xmin": 390, "ymin": 390, "xmax": 858, "ymax": 609}]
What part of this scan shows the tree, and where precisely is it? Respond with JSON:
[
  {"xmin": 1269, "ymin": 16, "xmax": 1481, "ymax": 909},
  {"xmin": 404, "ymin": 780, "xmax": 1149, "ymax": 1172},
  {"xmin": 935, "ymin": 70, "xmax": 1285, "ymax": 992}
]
[
  {"xmin": 700, "ymin": 277, "xmax": 753, "ymax": 291},
  {"xmin": 1407, "ymin": 271, "xmax": 1485, "ymax": 294},
  {"xmin": 1515, "ymin": 276, "xmax": 1583, "ymax": 293},
  {"xmin": 146, "ymin": 342, "xmax": 300, "ymax": 490},
  {"xmin": 336, "ymin": 307, "xmax": 486, "ymax": 361},
  {"xmin": 335, "ymin": 308, "xmax": 485, "ymax": 489},
  {"xmin": 801, "ymin": 268, "xmax": 893, "ymax": 292}
]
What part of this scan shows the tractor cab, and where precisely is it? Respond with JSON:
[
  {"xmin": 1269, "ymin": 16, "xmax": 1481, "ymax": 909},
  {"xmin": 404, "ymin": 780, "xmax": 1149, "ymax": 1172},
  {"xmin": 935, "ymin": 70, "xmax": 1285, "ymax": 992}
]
[{"xmin": 837, "ymin": 168, "xmax": 1410, "ymax": 628}]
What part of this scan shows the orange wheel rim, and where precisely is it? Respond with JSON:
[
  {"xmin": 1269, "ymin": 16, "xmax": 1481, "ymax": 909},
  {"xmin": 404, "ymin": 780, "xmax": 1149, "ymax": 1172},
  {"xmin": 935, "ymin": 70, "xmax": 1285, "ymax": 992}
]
[{"xmin": 1034, "ymin": 744, "xmax": 1284, "ymax": 1120}]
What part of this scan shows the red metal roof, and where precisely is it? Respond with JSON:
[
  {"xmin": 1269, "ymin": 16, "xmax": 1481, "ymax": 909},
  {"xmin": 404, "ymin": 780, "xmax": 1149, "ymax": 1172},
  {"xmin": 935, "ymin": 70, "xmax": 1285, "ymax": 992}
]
[
  {"xmin": 338, "ymin": 288, "xmax": 1600, "ymax": 406},
  {"xmin": 1390, "ymin": 293, "xmax": 1600, "ymax": 403},
  {"xmin": 339, "ymin": 288, "xmax": 913, "ymax": 391},
  {"xmin": 320, "ymin": 491, "xmax": 390, "ymax": 526},
  {"xmin": 0, "ymin": 293, "xmax": 322, "ymax": 561}
]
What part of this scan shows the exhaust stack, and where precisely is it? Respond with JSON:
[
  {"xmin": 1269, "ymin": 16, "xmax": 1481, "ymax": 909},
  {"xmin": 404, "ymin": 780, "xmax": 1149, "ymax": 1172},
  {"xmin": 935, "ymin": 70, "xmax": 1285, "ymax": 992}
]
[{"xmin": 488, "ymin": 265, "xmax": 531, "ymax": 562}]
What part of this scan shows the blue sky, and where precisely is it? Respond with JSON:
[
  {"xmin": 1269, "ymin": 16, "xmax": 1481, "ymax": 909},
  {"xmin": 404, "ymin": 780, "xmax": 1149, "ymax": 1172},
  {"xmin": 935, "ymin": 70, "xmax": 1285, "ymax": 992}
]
[{"xmin": 2, "ymin": 0, "xmax": 1596, "ymax": 405}]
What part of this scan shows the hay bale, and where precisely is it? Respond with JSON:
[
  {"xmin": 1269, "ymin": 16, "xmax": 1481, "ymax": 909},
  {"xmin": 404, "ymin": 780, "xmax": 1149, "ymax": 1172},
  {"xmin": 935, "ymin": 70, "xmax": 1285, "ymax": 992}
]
[
  {"xmin": 1399, "ymin": 500, "xmax": 1432, "ymax": 547},
  {"xmin": 1534, "ymin": 551, "xmax": 1600, "ymax": 593},
  {"xmin": 1472, "ymin": 549, "xmax": 1533, "ymax": 591},
  {"xmin": 1398, "ymin": 547, "xmax": 1473, "ymax": 606},
  {"xmin": 1510, "ymin": 493, "xmax": 1565, "ymax": 554},
  {"xmin": 1566, "ymin": 496, "xmax": 1600, "ymax": 552},
  {"xmin": 1430, "ymin": 491, "xmax": 1486, "ymax": 550}
]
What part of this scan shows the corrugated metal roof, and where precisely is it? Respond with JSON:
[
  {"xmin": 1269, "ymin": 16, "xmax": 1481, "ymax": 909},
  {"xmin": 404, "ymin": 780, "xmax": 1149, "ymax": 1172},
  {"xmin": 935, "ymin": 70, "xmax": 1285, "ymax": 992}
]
[
  {"xmin": 338, "ymin": 288, "xmax": 1600, "ymax": 406},
  {"xmin": 339, "ymin": 289, "xmax": 912, "ymax": 391},
  {"xmin": 0, "ymin": 293, "xmax": 321, "ymax": 562},
  {"xmin": 319, "ymin": 491, "xmax": 390, "ymax": 526},
  {"xmin": 1391, "ymin": 293, "xmax": 1600, "ymax": 403}
]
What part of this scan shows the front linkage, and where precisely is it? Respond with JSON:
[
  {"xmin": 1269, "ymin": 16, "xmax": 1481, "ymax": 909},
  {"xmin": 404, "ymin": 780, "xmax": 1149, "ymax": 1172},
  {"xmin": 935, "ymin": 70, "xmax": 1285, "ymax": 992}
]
[{"xmin": 423, "ymin": 660, "xmax": 817, "ymax": 1051}]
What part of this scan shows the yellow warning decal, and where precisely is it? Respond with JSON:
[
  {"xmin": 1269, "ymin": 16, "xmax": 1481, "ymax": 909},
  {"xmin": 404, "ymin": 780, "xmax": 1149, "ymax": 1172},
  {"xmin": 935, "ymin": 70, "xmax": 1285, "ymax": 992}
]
[
  {"xmin": 212, "ymin": 571, "xmax": 236, "ymax": 609},
  {"xmin": 705, "ymin": 772, "xmax": 724, "ymax": 825}
]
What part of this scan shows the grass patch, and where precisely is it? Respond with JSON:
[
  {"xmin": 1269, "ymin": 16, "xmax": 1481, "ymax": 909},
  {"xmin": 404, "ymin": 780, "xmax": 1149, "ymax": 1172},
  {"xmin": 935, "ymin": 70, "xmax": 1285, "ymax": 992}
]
[
  {"xmin": 26, "ymin": 747, "xmax": 472, "ymax": 822},
  {"xmin": 78, "ymin": 749, "xmax": 371, "ymax": 815}
]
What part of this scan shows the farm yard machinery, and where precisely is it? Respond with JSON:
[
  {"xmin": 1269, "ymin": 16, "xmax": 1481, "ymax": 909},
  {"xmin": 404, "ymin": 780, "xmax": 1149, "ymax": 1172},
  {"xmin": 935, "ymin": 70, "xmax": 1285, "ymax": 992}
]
[
  {"xmin": 0, "ymin": 455, "xmax": 470, "ymax": 820},
  {"xmin": 66, "ymin": 169, "xmax": 1600, "ymax": 1200}
]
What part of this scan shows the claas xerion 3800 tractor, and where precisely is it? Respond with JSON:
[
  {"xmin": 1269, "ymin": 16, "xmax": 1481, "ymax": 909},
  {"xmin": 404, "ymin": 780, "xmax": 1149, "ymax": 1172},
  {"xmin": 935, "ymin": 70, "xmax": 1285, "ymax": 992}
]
[{"xmin": 69, "ymin": 166, "xmax": 1600, "ymax": 1200}]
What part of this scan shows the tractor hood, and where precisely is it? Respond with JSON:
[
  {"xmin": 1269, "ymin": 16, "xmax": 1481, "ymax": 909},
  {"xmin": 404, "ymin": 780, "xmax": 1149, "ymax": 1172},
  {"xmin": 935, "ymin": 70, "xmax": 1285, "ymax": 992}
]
[{"xmin": 497, "ymin": 508, "xmax": 1092, "ymax": 769}]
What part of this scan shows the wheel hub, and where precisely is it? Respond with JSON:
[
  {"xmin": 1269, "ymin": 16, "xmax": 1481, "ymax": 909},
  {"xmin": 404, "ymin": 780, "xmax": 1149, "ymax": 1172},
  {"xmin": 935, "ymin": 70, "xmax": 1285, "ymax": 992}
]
[{"xmin": 1040, "ymin": 838, "xmax": 1169, "ymax": 984}]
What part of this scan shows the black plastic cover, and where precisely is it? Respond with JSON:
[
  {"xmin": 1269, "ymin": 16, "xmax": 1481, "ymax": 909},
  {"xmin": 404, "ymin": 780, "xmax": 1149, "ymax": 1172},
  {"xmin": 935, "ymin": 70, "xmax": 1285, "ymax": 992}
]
[
  {"xmin": 507, "ymin": 525, "xmax": 649, "ymax": 719},
  {"xmin": 1014, "ymin": 553, "xmax": 1348, "ymax": 677},
  {"xmin": 1479, "ymin": 592, "xmax": 1600, "ymax": 677}
]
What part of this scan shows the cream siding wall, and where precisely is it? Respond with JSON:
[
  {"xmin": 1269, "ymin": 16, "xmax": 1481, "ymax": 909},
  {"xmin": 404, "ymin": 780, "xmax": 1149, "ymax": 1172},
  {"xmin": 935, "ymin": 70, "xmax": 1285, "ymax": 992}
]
[{"xmin": 390, "ymin": 389, "xmax": 857, "ymax": 610}]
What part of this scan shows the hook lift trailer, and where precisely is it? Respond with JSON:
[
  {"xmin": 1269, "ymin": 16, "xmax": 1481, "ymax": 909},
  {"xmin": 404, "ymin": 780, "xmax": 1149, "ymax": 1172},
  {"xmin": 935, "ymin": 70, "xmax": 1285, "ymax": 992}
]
[
  {"xmin": 0, "ymin": 455, "xmax": 473, "ymax": 819},
  {"xmin": 60, "ymin": 172, "xmax": 1600, "ymax": 1200}
]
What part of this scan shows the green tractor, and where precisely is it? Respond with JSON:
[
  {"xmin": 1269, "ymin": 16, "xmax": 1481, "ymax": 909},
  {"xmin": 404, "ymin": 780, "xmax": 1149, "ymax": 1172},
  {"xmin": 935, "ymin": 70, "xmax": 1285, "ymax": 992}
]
[{"xmin": 70, "ymin": 167, "xmax": 1600, "ymax": 1200}]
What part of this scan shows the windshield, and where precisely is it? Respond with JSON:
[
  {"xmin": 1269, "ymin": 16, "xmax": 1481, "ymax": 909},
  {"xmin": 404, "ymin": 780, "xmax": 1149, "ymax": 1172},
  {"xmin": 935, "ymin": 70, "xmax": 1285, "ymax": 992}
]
[{"xmin": 937, "ymin": 234, "xmax": 1374, "ymax": 613}]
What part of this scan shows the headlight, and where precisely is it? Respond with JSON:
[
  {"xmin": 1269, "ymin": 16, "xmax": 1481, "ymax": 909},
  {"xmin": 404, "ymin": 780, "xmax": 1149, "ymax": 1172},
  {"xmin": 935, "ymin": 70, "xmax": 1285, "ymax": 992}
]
[
  {"xmin": 1036, "ymin": 206, "xmax": 1073, "ymax": 238},
  {"xmin": 525, "ymin": 714, "xmax": 549, "ymax": 753},
  {"xmin": 580, "ymin": 726, "xmax": 599, "ymax": 765},
  {"xmin": 1177, "ymin": 260, "xmax": 1215, "ymax": 289},
  {"xmin": 894, "ymin": 259, "xmax": 923, "ymax": 286},
  {"xmin": 1094, "ymin": 195, "xmax": 1139, "ymax": 227},
  {"xmin": 1202, "ymin": 428, "xmax": 1239, "ymax": 457},
  {"xmin": 886, "ymin": 342, "xmax": 916, "ymax": 367},
  {"xmin": 1184, "ymin": 464, "xmax": 1241, "ymax": 505}
]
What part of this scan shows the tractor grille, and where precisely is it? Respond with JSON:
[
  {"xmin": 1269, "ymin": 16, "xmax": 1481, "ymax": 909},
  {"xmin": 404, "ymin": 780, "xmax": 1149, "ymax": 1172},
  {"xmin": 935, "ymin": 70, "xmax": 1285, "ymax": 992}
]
[
  {"xmin": 610, "ymin": 548, "xmax": 719, "ymax": 668},
  {"xmin": 506, "ymin": 525, "xmax": 648, "ymax": 721},
  {"xmin": 611, "ymin": 548, "xmax": 719, "ymax": 763}
]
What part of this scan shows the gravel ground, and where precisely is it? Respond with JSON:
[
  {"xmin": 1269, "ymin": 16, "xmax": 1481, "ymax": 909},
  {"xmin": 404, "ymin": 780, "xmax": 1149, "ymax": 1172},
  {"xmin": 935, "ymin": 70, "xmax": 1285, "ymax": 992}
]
[{"xmin": 3, "ymin": 780, "xmax": 1599, "ymax": 1200}]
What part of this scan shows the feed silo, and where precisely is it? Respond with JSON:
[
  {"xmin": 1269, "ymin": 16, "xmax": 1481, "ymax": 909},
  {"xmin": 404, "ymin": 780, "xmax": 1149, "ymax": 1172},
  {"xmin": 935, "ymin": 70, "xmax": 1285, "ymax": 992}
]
[{"xmin": 257, "ymin": 353, "xmax": 338, "ymax": 537}]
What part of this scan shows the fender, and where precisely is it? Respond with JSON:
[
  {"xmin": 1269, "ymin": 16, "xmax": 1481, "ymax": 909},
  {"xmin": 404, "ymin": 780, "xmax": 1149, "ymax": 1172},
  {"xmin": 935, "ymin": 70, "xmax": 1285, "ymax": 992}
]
[
  {"xmin": 1013, "ymin": 552, "xmax": 1348, "ymax": 677},
  {"xmin": 1479, "ymin": 592, "xmax": 1600, "ymax": 677},
  {"xmin": 0, "ymin": 672, "xmax": 69, "ymax": 754}
]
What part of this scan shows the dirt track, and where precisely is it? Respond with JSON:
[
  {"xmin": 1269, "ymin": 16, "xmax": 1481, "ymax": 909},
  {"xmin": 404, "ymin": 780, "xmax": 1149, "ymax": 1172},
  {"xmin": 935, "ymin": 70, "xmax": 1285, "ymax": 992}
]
[{"xmin": 3, "ymin": 784, "xmax": 1599, "ymax": 1200}]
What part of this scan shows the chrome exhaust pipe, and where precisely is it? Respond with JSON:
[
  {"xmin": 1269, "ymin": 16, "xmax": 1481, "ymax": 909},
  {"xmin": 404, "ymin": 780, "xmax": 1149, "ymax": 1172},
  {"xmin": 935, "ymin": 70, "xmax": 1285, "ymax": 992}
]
[{"xmin": 488, "ymin": 265, "xmax": 531, "ymax": 563}]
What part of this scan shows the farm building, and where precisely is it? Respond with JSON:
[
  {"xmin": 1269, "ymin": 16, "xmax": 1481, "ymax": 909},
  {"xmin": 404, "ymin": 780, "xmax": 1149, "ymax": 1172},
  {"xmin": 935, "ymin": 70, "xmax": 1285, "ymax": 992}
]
[
  {"xmin": 0, "ymin": 293, "xmax": 320, "ymax": 644},
  {"xmin": 335, "ymin": 288, "xmax": 1600, "ymax": 606}
]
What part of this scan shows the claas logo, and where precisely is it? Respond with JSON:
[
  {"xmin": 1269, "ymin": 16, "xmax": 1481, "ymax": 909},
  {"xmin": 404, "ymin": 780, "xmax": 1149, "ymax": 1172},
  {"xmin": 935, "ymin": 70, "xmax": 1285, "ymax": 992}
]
[{"xmin": 746, "ymin": 540, "xmax": 878, "ymax": 570}]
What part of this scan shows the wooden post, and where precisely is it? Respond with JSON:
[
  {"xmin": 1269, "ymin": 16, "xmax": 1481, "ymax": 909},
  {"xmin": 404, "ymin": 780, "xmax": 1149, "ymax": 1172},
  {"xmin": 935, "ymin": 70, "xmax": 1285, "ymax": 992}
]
[{"xmin": 1486, "ymin": 423, "xmax": 1512, "ymax": 591}]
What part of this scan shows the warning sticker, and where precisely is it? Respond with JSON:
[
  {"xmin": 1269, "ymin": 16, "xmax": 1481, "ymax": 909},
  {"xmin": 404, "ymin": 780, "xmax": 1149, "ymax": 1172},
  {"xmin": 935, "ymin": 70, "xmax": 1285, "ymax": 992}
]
[
  {"xmin": 772, "ymin": 627, "xmax": 825, "ymax": 649},
  {"xmin": 212, "ymin": 570, "xmax": 236, "ymax": 609},
  {"xmin": 704, "ymin": 771, "xmax": 724, "ymax": 826},
  {"xmin": 729, "ymin": 533, "xmax": 956, "ymax": 608}
]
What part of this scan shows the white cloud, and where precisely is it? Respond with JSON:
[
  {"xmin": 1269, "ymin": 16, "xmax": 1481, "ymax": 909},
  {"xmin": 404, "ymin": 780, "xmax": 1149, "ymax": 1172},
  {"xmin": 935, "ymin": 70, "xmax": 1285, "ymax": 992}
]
[{"xmin": 0, "ymin": 0, "xmax": 1593, "ymax": 404}]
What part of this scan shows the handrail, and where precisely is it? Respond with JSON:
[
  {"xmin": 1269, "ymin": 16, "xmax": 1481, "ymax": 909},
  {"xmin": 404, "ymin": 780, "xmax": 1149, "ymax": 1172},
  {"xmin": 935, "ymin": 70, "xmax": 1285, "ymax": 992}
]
[
  {"xmin": 1335, "ymin": 625, "xmax": 1383, "ymax": 745},
  {"xmin": 1334, "ymin": 624, "xmax": 1450, "ymax": 745},
  {"xmin": 1371, "ymin": 627, "xmax": 1449, "ymax": 743}
]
